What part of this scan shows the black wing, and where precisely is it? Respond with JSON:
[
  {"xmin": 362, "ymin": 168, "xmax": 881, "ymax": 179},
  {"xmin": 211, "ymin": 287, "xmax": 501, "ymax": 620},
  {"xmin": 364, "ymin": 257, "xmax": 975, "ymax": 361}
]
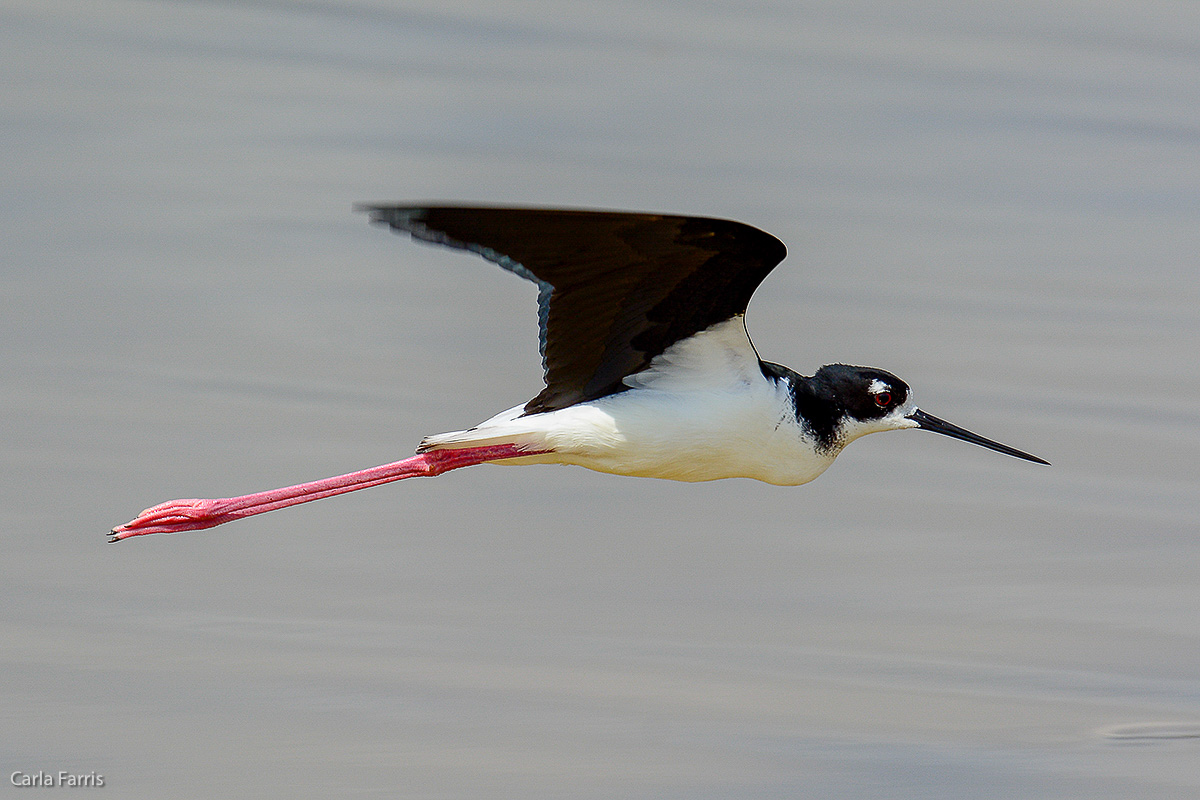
[{"xmin": 361, "ymin": 205, "xmax": 787, "ymax": 414}]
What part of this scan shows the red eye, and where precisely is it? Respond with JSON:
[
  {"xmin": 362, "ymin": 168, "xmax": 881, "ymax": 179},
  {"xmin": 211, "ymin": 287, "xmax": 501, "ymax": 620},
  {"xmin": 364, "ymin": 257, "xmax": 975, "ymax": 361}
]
[{"xmin": 874, "ymin": 392, "xmax": 892, "ymax": 408}]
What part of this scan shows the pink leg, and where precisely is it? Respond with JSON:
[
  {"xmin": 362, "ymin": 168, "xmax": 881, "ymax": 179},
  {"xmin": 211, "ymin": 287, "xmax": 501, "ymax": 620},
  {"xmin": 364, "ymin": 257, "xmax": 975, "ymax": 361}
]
[{"xmin": 109, "ymin": 444, "xmax": 545, "ymax": 542}]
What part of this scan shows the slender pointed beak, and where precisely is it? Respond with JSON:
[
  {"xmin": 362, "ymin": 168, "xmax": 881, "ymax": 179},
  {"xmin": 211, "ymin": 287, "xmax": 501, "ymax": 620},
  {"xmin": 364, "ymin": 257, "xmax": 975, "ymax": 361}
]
[{"xmin": 907, "ymin": 409, "xmax": 1049, "ymax": 465}]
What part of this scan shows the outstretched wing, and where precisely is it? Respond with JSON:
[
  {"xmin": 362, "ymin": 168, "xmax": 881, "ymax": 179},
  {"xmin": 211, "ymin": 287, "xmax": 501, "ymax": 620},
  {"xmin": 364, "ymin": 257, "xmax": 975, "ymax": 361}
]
[{"xmin": 361, "ymin": 205, "xmax": 787, "ymax": 414}]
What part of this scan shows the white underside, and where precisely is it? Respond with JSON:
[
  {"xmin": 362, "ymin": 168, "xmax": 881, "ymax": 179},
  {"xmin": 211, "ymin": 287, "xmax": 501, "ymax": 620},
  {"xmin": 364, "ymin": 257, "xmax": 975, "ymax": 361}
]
[{"xmin": 419, "ymin": 316, "xmax": 840, "ymax": 486}]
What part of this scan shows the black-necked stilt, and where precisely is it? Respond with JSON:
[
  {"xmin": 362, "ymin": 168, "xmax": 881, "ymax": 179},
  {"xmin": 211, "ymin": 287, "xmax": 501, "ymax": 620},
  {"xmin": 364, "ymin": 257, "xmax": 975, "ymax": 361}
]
[{"xmin": 111, "ymin": 205, "xmax": 1047, "ymax": 541}]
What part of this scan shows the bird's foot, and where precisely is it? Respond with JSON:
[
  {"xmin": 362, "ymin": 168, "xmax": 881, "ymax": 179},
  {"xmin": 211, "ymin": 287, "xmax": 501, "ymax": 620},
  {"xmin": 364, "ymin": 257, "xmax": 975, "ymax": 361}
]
[{"xmin": 109, "ymin": 498, "xmax": 233, "ymax": 542}]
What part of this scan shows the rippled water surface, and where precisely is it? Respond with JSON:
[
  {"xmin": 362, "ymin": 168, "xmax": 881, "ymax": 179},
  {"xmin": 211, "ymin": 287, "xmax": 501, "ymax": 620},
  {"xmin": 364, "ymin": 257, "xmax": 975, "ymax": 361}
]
[{"xmin": 4, "ymin": 1, "xmax": 1199, "ymax": 797}]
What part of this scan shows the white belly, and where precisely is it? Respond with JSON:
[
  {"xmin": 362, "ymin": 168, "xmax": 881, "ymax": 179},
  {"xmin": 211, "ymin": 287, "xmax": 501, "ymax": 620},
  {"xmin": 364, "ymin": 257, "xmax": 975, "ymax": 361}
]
[
  {"xmin": 543, "ymin": 386, "xmax": 835, "ymax": 485},
  {"xmin": 416, "ymin": 316, "xmax": 838, "ymax": 486},
  {"xmin": 422, "ymin": 380, "xmax": 835, "ymax": 487}
]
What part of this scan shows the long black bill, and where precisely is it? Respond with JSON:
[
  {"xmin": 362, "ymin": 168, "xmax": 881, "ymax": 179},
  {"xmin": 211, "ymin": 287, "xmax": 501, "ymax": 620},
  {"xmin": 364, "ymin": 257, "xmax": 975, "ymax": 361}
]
[{"xmin": 907, "ymin": 409, "xmax": 1049, "ymax": 465}]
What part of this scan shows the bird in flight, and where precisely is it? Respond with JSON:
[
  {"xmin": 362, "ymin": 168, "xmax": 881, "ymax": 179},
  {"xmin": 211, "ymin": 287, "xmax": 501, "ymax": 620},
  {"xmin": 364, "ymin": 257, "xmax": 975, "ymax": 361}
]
[{"xmin": 111, "ymin": 205, "xmax": 1046, "ymax": 541}]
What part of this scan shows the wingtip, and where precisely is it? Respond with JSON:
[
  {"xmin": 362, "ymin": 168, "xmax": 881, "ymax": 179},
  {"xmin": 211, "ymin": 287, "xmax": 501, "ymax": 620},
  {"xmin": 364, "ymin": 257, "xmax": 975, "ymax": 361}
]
[
  {"xmin": 354, "ymin": 204, "xmax": 427, "ymax": 231},
  {"xmin": 353, "ymin": 203, "xmax": 388, "ymax": 224}
]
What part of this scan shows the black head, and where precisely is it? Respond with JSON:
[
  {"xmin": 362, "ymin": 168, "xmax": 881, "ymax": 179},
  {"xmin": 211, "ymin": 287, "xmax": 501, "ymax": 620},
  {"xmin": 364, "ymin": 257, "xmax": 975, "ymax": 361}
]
[
  {"xmin": 800, "ymin": 364, "xmax": 1048, "ymax": 464},
  {"xmin": 811, "ymin": 364, "xmax": 910, "ymax": 423}
]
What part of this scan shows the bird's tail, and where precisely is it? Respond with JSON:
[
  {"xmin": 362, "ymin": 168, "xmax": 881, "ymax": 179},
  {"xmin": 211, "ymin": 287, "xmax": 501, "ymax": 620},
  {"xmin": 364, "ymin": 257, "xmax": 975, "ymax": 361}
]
[{"xmin": 417, "ymin": 427, "xmax": 541, "ymax": 454}]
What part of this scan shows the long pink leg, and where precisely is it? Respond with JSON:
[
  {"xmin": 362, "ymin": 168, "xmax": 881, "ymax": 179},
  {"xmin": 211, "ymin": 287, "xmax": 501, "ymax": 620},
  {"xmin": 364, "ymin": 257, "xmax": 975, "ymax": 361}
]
[{"xmin": 109, "ymin": 444, "xmax": 546, "ymax": 542}]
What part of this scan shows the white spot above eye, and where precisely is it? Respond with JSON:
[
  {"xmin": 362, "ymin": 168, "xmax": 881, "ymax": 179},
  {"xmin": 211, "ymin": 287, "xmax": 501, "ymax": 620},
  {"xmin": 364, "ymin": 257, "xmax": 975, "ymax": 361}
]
[{"xmin": 867, "ymin": 379, "xmax": 890, "ymax": 395}]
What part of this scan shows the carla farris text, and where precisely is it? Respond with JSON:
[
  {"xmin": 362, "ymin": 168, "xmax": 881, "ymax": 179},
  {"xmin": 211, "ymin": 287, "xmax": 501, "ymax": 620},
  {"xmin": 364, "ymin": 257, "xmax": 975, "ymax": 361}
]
[{"xmin": 11, "ymin": 771, "xmax": 104, "ymax": 788}]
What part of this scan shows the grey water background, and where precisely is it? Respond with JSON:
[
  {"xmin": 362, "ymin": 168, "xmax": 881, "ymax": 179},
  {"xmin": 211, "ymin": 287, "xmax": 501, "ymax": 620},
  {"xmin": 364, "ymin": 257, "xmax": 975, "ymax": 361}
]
[{"xmin": 4, "ymin": 0, "xmax": 1200, "ymax": 797}]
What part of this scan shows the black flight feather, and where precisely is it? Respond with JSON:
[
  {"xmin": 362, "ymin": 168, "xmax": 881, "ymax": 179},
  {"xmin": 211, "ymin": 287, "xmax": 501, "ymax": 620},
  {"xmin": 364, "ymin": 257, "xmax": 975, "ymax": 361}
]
[{"xmin": 360, "ymin": 205, "xmax": 787, "ymax": 414}]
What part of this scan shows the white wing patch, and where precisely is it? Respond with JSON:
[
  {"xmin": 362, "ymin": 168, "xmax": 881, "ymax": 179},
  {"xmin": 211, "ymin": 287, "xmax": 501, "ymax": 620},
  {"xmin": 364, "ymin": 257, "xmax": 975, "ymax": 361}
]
[{"xmin": 622, "ymin": 315, "xmax": 761, "ymax": 392}]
